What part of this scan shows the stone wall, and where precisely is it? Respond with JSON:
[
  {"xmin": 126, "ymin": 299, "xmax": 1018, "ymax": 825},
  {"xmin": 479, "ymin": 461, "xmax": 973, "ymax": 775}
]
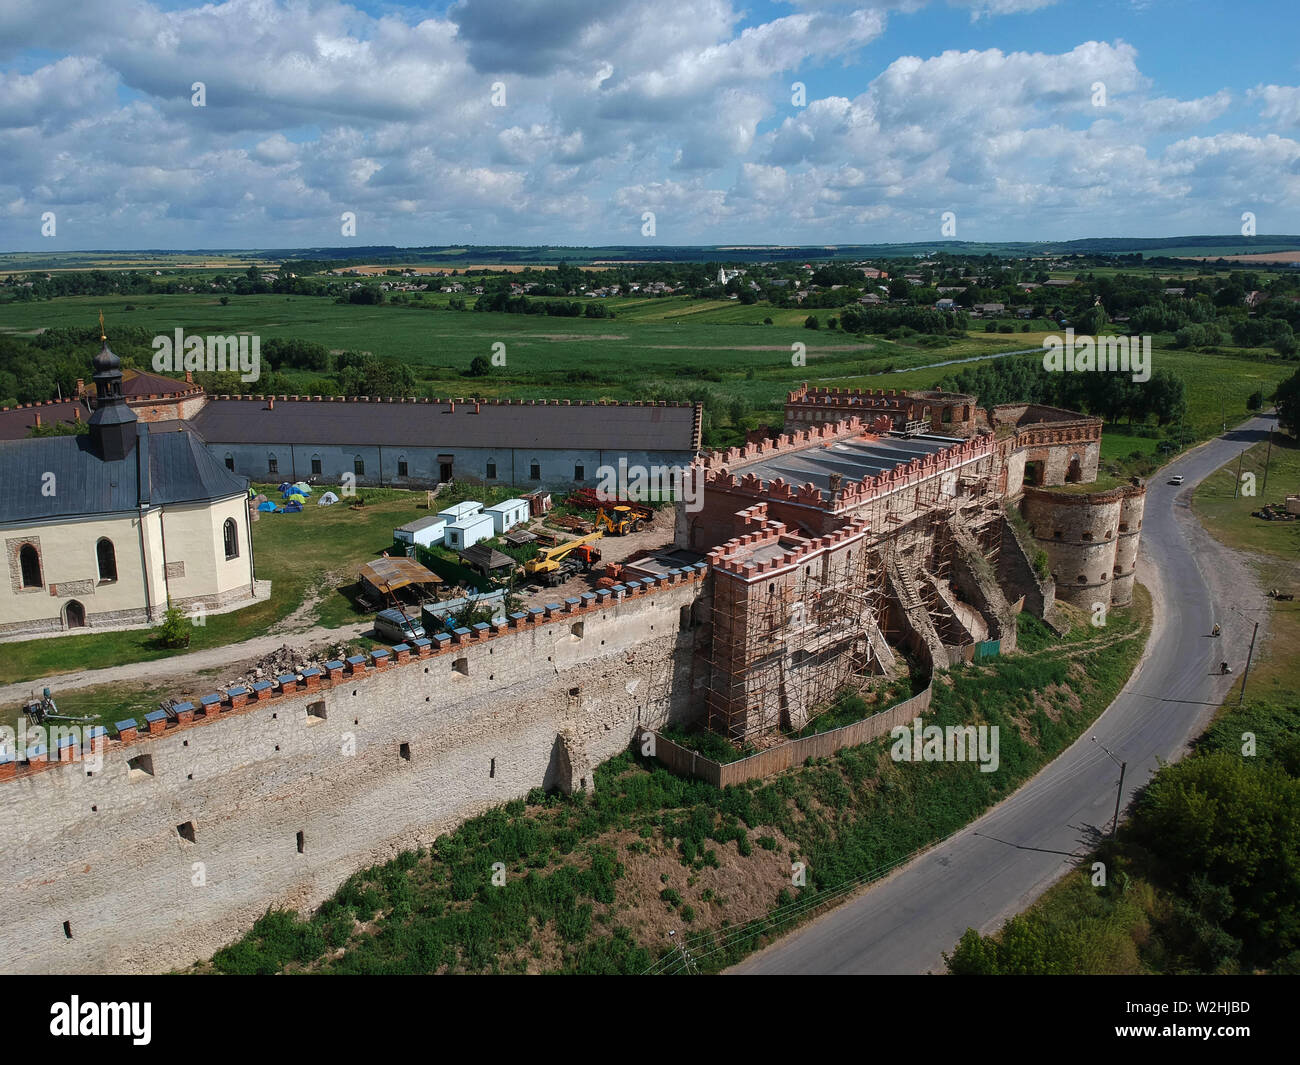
[
  {"xmin": 0, "ymin": 572, "xmax": 708, "ymax": 975},
  {"xmin": 1021, "ymin": 487, "xmax": 1125, "ymax": 609}
]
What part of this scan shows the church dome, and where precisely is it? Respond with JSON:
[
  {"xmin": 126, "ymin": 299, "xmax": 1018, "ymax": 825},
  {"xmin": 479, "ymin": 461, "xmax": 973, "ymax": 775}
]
[{"xmin": 92, "ymin": 340, "xmax": 121, "ymax": 374}]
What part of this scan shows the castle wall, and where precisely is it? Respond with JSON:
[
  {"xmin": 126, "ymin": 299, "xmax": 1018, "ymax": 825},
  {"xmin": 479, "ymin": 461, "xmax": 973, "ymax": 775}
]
[
  {"xmin": 1111, "ymin": 486, "xmax": 1147, "ymax": 607},
  {"xmin": 0, "ymin": 575, "xmax": 707, "ymax": 974}
]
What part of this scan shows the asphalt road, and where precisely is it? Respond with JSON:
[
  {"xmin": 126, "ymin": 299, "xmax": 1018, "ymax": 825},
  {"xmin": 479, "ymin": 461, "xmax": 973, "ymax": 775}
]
[{"xmin": 735, "ymin": 415, "xmax": 1277, "ymax": 975}]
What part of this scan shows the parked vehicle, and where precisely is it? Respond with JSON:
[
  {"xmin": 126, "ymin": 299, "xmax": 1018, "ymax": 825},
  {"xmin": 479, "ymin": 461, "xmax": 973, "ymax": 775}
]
[
  {"xmin": 1168, "ymin": 475, "xmax": 1184, "ymax": 485},
  {"xmin": 374, "ymin": 608, "xmax": 425, "ymax": 644}
]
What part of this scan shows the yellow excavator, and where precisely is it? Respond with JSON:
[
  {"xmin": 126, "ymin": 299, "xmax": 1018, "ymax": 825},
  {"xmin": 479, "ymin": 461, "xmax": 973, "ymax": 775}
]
[
  {"xmin": 597, "ymin": 506, "xmax": 645, "ymax": 536},
  {"xmin": 523, "ymin": 530, "xmax": 605, "ymax": 586}
]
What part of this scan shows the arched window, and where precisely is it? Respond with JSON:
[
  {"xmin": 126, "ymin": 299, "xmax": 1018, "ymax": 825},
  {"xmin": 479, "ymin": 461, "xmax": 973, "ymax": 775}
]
[
  {"xmin": 223, "ymin": 518, "xmax": 239, "ymax": 560},
  {"xmin": 19, "ymin": 543, "xmax": 41, "ymax": 588},
  {"xmin": 96, "ymin": 538, "xmax": 117, "ymax": 582},
  {"xmin": 267, "ymin": 453, "xmax": 279, "ymax": 475},
  {"xmin": 224, "ymin": 453, "xmax": 235, "ymax": 471}
]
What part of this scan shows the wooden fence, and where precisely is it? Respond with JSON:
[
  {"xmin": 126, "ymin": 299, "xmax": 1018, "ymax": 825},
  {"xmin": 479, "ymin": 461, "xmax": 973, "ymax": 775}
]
[{"xmin": 640, "ymin": 682, "xmax": 934, "ymax": 788}]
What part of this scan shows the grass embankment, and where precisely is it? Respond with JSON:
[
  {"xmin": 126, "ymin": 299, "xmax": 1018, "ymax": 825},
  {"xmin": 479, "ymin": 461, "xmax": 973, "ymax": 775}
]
[
  {"xmin": 192, "ymin": 591, "xmax": 1148, "ymax": 975},
  {"xmin": 944, "ymin": 440, "xmax": 1300, "ymax": 974}
]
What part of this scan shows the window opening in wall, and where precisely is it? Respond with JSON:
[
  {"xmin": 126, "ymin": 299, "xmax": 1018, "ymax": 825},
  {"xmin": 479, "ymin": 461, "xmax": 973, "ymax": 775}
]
[
  {"xmin": 223, "ymin": 518, "xmax": 239, "ymax": 560},
  {"xmin": 296, "ymin": 831, "xmax": 305, "ymax": 853},
  {"xmin": 306, "ymin": 701, "xmax": 326, "ymax": 723},
  {"xmin": 19, "ymin": 543, "xmax": 41, "ymax": 588},
  {"xmin": 268, "ymin": 455, "xmax": 278, "ymax": 474},
  {"xmin": 311, "ymin": 456, "xmax": 322, "ymax": 475},
  {"xmin": 398, "ymin": 458, "xmax": 409, "ymax": 478},
  {"xmin": 453, "ymin": 658, "xmax": 469, "ymax": 676},
  {"xmin": 177, "ymin": 821, "xmax": 196, "ymax": 843},
  {"xmin": 354, "ymin": 456, "xmax": 365, "ymax": 476},
  {"xmin": 399, "ymin": 742, "xmax": 411, "ymax": 761},
  {"xmin": 571, "ymin": 621, "xmax": 584, "ymax": 638},
  {"xmin": 490, "ymin": 758, "xmax": 496, "ymax": 778},
  {"xmin": 569, "ymin": 686, "xmax": 580, "ymax": 697},
  {"xmin": 1082, "ymin": 532, "xmax": 1092, "ymax": 541},
  {"xmin": 530, "ymin": 462, "xmax": 541, "ymax": 480},
  {"xmin": 63, "ymin": 921, "xmax": 72, "ymax": 939},
  {"xmin": 486, "ymin": 461, "xmax": 497, "ymax": 479},
  {"xmin": 574, "ymin": 464, "xmax": 585, "ymax": 481},
  {"xmin": 127, "ymin": 754, "xmax": 154, "ymax": 779},
  {"xmin": 225, "ymin": 454, "xmax": 235, "ymax": 471}
]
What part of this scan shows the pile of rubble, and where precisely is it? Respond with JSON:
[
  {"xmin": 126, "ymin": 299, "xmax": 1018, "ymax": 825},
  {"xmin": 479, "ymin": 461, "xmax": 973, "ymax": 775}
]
[{"xmin": 219, "ymin": 642, "xmax": 355, "ymax": 693}]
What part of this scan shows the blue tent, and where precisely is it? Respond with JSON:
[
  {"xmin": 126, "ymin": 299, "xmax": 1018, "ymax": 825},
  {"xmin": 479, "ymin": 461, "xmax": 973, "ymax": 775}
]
[
  {"xmin": 278, "ymin": 482, "xmax": 292, "ymax": 495},
  {"xmin": 257, "ymin": 500, "xmax": 278, "ymax": 512}
]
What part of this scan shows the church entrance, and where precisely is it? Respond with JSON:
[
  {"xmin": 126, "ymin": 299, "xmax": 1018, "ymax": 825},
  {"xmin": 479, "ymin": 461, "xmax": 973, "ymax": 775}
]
[{"xmin": 65, "ymin": 600, "xmax": 86, "ymax": 628}]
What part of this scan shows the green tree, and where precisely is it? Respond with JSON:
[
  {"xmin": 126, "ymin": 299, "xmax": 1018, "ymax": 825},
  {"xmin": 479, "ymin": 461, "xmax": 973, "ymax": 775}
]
[{"xmin": 1275, "ymin": 369, "xmax": 1300, "ymax": 436}]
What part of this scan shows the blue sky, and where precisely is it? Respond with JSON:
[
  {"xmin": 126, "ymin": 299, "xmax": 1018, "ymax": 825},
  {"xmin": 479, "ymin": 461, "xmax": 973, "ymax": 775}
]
[{"xmin": 1, "ymin": 0, "xmax": 1297, "ymax": 249}]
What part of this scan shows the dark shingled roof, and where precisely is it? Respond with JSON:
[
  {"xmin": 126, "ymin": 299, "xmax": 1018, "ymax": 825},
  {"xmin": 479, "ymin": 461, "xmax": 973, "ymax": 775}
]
[
  {"xmin": 0, "ymin": 400, "xmax": 89, "ymax": 441},
  {"xmin": 0, "ymin": 424, "xmax": 248, "ymax": 524},
  {"xmin": 189, "ymin": 396, "xmax": 700, "ymax": 452}
]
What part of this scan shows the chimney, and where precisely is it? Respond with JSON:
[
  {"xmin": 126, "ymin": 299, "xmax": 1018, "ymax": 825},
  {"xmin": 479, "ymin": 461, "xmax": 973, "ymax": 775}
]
[
  {"xmin": 33, "ymin": 412, "xmax": 40, "ymax": 427},
  {"xmin": 73, "ymin": 406, "xmax": 81, "ymax": 423},
  {"xmin": 267, "ymin": 397, "xmax": 275, "ymax": 411}
]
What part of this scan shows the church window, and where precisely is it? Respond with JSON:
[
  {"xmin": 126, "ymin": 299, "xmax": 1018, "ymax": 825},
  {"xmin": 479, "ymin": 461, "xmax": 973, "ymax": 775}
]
[
  {"xmin": 19, "ymin": 544, "xmax": 41, "ymax": 588},
  {"xmin": 96, "ymin": 538, "xmax": 117, "ymax": 582},
  {"xmin": 223, "ymin": 519, "xmax": 239, "ymax": 560}
]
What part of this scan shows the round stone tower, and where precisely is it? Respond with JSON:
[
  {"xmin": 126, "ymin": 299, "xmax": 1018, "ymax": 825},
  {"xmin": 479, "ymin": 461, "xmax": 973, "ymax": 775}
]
[
  {"xmin": 1110, "ymin": 480, "xmax": 1147, "ymax": 606},
  {"xmin": 1021, "ymin": 487, "xmax": 1124, "ymax": 610}
]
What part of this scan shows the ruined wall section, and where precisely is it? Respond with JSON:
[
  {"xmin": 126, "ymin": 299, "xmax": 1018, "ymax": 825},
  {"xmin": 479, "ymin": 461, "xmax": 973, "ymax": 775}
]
[{"xmin": 0, "ymin": 573, "xmax": 708, "ymax": 975}]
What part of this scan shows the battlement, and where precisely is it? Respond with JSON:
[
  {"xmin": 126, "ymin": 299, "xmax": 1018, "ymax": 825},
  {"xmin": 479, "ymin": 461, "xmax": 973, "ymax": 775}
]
[
  {"xmin": 707, "ymin": 517, "xmax": 870, "ymax": 582},
  {"xmin": 210, "ymin": 395, "xmax": 696, "ymax": 409},
  {"xmin": 704, "ymin": 430, "xmax": 995, "ymax": 514},
  {"xmin": 0, "ymin": 564, "xmax": 710, "ymax": 785}
]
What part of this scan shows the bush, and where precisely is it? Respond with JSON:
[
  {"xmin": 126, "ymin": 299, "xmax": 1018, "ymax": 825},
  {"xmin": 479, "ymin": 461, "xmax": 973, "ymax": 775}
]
[
  {"xmin": 152, "ymin": 606, "xmax": 191, "ymax": 649},
  {"xmin": 804, "ymin": 315, "xmax": 820, "ymax": 330}
]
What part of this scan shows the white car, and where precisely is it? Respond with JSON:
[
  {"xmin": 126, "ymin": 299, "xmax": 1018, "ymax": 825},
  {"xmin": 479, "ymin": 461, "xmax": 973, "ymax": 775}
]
[{"xmin": 1168, "ymin": 474, "xmax": 1184, "ymax": 485}]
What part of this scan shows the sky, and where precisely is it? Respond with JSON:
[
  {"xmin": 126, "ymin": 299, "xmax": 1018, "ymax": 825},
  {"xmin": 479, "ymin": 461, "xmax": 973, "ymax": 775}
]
[{"xmin": 1, "ymin": 0, "xmax": 1298, "ymax": 250}]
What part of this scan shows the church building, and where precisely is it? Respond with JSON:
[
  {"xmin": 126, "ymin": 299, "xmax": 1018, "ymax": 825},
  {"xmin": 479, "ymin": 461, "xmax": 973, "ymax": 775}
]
[{"xmin": 0, "ymin": 336, "xmax": 260, "ymax": 638}]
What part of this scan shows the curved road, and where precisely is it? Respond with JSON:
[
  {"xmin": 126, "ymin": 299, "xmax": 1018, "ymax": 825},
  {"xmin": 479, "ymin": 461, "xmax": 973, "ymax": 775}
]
[{"xmin": 735, "ymin": 415, "xmax": 1276, "ymax": 975}]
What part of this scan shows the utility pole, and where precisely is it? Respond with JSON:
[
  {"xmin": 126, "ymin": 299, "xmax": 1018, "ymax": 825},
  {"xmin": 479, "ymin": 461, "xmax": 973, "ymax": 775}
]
[
  {"xmin": 1092, "ymin": 737, "xmax": 1127, "ymax": 838},
  {"xmin": 1233, "ymin": 449, "xmax": 1245, "ymax": 499},
  {"xmin": 1239, "ymin": 621, "xmax": 1260, "ymax": 705}
]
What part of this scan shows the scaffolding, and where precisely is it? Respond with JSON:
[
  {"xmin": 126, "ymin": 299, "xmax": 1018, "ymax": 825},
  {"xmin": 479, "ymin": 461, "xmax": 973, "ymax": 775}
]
[{"xmin": 705, "ymin": 539, "xmax": 887, "ymax": 742}]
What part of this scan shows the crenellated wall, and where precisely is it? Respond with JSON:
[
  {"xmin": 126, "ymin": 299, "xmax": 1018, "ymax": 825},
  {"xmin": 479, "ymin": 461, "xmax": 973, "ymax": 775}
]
[{"xmin": 0, "ymin": 569, "xmax": 709, "ymax": 974}]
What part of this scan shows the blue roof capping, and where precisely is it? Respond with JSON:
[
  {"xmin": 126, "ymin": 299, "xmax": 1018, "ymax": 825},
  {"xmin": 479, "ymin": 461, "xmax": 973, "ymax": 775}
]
[
  {"xmin": 432, "ymin": 632, "xmax": 451, "ymax": 644},
  {"xmin": 173, "ymin": 701, "xmax": 195, "ymax": 713},
  {"xmin": 87, "ymin": 725, "xmax": 106, "ymax": 740},
  {"xmin": 226, "ymin": 685, "xmax": 249, "ymax": 696},
  {"xmin": 325, "ymin": 660, "xmax": 344, "ymax": 670},
  {"xmin": 277, "ymin": 673, "xmax": 297, "ymax": 686},
  {"xmin": 391, "ymin": 643, "xmax": 410, "ymax": 653},
  {"xmin": 371, "ymin": 647, "xmax": 390, "ymax": 658},
  {"xmin": 596, "ymin": 588, "xmax": 611, "ymax": 598},
  {"xmin": 565, "ymin": 597, "xmax": 581, "ymax": 606},
  {"xmin": 346, "ymin": 655, "xmax": 366, "ymax": 665},
  {"xmin": 612, "ymin": 584, "xmax": 628, "ymax": 594},
  {"xmin": 626, "ymin": 580, "xmax": 642, "ymax": 590},
  {"xmin": 115, "ymin": 718, "xmax": 137, "ymax": 734},
  {"xmin": 252, "ymin": 679, "xmax": 273, "ymax": 691},
  {"xmin": 509, "ymin": 612, "xmax": 528, "ymax": 621},
  {"xmin": 580, "ymin": 592, "xmax": 596, "ymax": 601},
  {"xmin": 472, "ymin": 622, "xmax": 490, "ymax": 631},
  {"xmin": 668, "ymin": 568, "xmax": 683, "ymax": 576},
  {"xmin": 301, "ymin": 666, "xmax": 323, "ymax": 677},
  {"xmin": 452, "ymin": 627, "xmax": 472, "ymax": 637},
  {"xmin": 412, "ymin": 636, "xmax": 431, "ymax": 646},
  {"xmin": 199, "ymin": 694, "xmax": 221, "ymax": 706},
  {"xmin": 143, "ymin": 709, "xmax": 167, "ymax": 723},
  {"xmin": 527, "ymin": 607, "xmax": 544, "ymax": 616}
]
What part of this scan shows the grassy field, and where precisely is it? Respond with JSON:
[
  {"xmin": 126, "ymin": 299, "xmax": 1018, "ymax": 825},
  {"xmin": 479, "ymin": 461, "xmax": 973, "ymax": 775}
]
[{"xmin": 1192, "ymin": 432, "xmax": 1300, "ymax": 698}]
